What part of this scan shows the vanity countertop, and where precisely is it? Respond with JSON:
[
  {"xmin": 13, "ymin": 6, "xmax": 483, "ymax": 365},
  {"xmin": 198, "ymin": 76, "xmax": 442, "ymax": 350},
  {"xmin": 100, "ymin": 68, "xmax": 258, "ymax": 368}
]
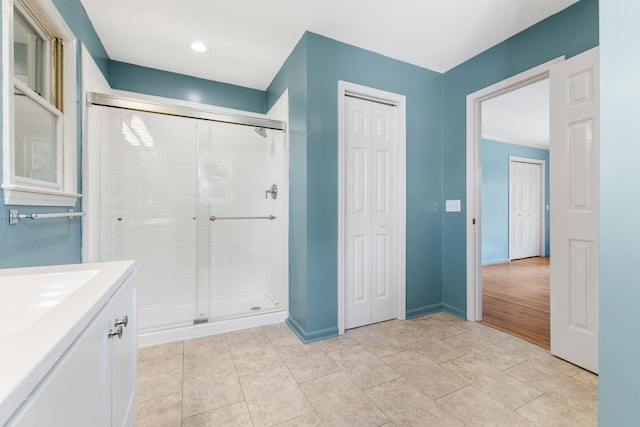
[{"xmin": 0, "ymin": 260, "xmax": 135, "ymax": 425}]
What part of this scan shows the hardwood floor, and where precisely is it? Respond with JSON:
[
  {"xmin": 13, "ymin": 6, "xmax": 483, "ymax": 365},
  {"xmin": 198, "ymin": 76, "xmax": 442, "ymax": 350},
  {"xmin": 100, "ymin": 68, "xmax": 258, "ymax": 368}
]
[{"xmin": 479, "ymin": 257, "xmax": 550, "ymax": 349}]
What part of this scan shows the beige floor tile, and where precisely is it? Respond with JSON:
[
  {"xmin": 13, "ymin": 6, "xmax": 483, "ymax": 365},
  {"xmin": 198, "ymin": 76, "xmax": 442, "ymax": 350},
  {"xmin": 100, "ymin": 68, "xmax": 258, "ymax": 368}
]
[
  {"xmin": 273, "ymin": 411, "xmax": 324, "ymax": 426},
  {"xmin": 183, "ymin": 333, "xmax": 231, "ymax": 368},
  {"xmin": 138, "ymin": 351, "xmax": 183, "ymax": 377},
  {"xmin": 505, "ymin": 360, "xmax": 598, "ymax": 419},
  {"xmin": 138, "ymin": 341, "xmax": 183, "ymax": 362},
  {"xmin": 137, "ymin": 392, "xmax": 182, "ymax": 427},
  {"xmin": 182, "ymin": 401, "xmax": 253, "ymax": 427},
  {"xmin": 347, "ymin": 328, "xmax": 409, "ymax": 358},
  {"xmin": 406, "ymin": 334, "xmax": 466, "ymax": 364},
  {"xmin": 229, "ymin": 337, "xmax": 284, "ymax": 376},
  {"xmin": 455, "ymin": 321, "xmax": 514, "ymax": 341},
  {"xmin": 441, "ymin": 354, "xmax": 543, "ymax": 410},
  {"xmin": 426, "ymin": 312, "xmax": 464, "ymax": 323},
  {"xmin": 240, "ymin": 366, "xmax": 313, "ymax": 427},
  {"xmin": 278, "ymin": 345, "xmax": 340, "ymax": 383},
  {"xmin": 136, "ymin": 317, "xmax": 599, "ymax": 427},
  {"xmin": 527, "ymin": 350, "xmax": 584, "ymax": 378},
  {"xmin": 497, "ymin": 336, "xmax": 583, "ymax": 377},
  {"xmin": 436, "ymin": 386, "xmax": 534, "ymax": 426},
  {"xmin": 226, "ymin": 326, "xmax": 267, "ymax": 344},
  {"xmin": 373, "ymin": 319, "xmax": 421, "ymax": 336},
  {"xmin": 307, "ymin": 333, "xmax": 358, "ymax": 353},
  {"xmin": 573, "ymin": 370, "xmax": 599, "ymax": 388},
  {"xmin": 138, "ymin": 367, "xmax": 183, "ymax": 402},
  {"xmin": 301, "ymin": 371, "xmax": 389, "ymax": 427},
  {"xmin": 366, "ymin": 378, "xmax": 464, "ymax": 426},
  {"xmin": 516, "ymin": 394, "xmax": 597, "ymax": 427},
  {"xmin": 443, "ymin": 327, "xmax": 512, "ymax": 351},
  {"xmin": 496, "ymin": 336, "xmax": 545, "ymax": 354},
  {"xmin": 263, "ymin": 323, "xmax": 305, "ymax": 348},
  {"xmin": 327, "ymin": 345, "xmax": 400, "ymax": 390},
  {"xmin": 407, "ymin": 317, "xmax": 466, "ymax": 340},
  {"xmin": 466, "ymin": 345, "xmax": 529, "ymax": 371},
  {"xmin": 383, "ymin": 350, "xmax": 468, "ymax": 399},
  {"xmin": 182, "ymin": 358, "xmax": 244, "ymax": 418}
]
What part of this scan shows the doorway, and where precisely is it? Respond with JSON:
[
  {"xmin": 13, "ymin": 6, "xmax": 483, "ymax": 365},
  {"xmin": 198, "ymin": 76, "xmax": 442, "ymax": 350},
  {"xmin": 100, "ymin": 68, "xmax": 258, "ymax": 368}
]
[
  {"xmin": 477, "ymin": 78, "xmax": 551, "ymax": 348},
  {"xmin": 467, "ymin": 48, "xmax": 600, "ymax": 373}
]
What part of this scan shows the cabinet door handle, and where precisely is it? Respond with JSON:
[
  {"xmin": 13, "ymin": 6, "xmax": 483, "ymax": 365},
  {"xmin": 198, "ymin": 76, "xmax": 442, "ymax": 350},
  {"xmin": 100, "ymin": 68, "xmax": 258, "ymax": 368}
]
[
  {"xmin": 114, "ymin": 315, "xmax": 128, "ymax": 328},
  {"xmin": 108, "ymin": 326, "xmax": 123, "ymax": 339}
]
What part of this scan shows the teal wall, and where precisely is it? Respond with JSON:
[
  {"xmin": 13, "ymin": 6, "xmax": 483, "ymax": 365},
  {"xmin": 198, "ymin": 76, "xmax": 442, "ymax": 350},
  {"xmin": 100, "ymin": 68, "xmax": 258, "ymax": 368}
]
[
  {"xmin": 441, "ymin": 0, "xmax": 599, "ymax": 315},
  {"xmin": 481, "ymin": 139, "xmax": 550, "ymax": 265},
  {"xmin": 0, "ymin": 0, "xmax": 106, "ymax": 269},
  {"xmin": 109, "ymin": 61, "xmax": 266, "ymax": 113},
  {"xmin": 52, "ymin": 0, "xmax": 109, "ymax": 78},
  {"xmin": 599, "ymin": 1, "xmax": 640, "ymax": 424},
  {"xmin": 267, "ymin": 32, "xmax": 444, "ymax": 341}
]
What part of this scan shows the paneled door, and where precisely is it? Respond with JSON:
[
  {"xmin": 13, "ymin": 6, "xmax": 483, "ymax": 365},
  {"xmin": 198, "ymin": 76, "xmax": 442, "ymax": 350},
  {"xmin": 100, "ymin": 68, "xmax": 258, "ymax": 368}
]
[
  {"xmin": 510, "ymin": 160, "xmax": 542, "ymax": 260},
  {"xmin": 344, "ymin": 96, "xmax": 397, "ymax": 329},
  {"xmin": 550, "ymin": 47, "xmax": 599, "ymax": 373}
]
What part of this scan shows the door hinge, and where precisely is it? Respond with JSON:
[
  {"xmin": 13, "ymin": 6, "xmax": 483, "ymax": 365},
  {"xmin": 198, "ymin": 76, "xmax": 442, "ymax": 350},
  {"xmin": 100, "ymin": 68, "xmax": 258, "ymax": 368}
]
[{"xmin": 472, "ymin": 218, "xmax": 476, "ymax": 225}]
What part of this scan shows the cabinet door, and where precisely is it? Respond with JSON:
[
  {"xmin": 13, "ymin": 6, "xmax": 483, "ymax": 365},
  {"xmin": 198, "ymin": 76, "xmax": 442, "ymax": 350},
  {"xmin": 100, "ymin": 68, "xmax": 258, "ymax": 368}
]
[
  {"xmin": 7, "ymin": 305, "xmax": 111, "ymax": 427},
  {"xmin": 110, "ymin": 273, "xmax": 137, "ymax": 427}
]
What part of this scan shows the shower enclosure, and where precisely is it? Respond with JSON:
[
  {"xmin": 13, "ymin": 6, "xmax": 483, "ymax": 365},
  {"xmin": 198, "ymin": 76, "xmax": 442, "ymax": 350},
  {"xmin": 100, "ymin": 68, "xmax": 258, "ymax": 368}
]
[{"xmin": 86, "ymin": 95, "xmax": 287, "ymax": 339}]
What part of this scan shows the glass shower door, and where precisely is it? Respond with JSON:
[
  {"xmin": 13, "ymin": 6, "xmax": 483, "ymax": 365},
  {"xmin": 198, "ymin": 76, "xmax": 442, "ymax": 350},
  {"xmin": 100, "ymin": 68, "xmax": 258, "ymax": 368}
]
[
  {"xmin": 95, "ymin": 105, "xmax": 210, "ymax": 332},
  {"xmin": 206, "ymin": 121, "xmax": 286, "ymax": 320}
]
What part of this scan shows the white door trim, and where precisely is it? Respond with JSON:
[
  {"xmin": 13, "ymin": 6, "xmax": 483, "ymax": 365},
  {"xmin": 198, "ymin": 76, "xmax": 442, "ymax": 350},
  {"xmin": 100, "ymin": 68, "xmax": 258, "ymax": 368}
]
[
  {"xmin": 466, "ymin": 57, "xmax": 563, "ymax": 321},
  {"xmin": 338, "ymin": 80, "xmax": 407, "ymax": 334},
  {"xmin": 508, "ymin": 156, "xmax": 546, "ymax": 261}
]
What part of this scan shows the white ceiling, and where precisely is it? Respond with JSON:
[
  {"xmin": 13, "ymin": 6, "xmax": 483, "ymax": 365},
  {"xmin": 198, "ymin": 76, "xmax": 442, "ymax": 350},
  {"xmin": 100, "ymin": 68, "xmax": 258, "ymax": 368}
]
[
  {"xmin": 79, "ymin": 0, "xmax": 578, "ymax": 91},
  {"xmin": 482, "ymin": 79, "xmax": 549, "ymax": 147}
]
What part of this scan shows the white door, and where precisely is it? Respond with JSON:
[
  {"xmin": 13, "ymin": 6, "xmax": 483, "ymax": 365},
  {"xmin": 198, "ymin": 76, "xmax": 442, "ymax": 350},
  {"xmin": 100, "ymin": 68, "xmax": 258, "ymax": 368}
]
[
  {"xmin": 550, "ymin": 47, "xmax": 599, "ymax": 373},
  {"xmin": 510, "ymin": 160, "xmax": 542, "ymax": 260},
  {"xmin": 345, "ymin": 96, "xmax": 397, "ymax": 329}
]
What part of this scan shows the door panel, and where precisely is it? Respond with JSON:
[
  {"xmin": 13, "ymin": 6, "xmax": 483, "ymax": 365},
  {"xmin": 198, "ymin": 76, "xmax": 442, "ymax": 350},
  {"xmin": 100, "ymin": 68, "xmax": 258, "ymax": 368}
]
[
  {"xmin": 345, "ymin": 96, "xmax": 397, "ymax": 328},
  {"xmin": 345, "ymin": 97, "xmax": 374, "ymax": 328},
  {"xmin": 510, "ymin": 161, "xmax": 542, "ymax": 260},
  {"xmin": 352, "ymin": 235, "xmax": 368, "ymax": 303},
  {"xmin": 371, "ymin": 102, "xmax": 397, "ymax": 323},
  {"xmin": 550, "ymin": 47, "xmax": 599, "ymax": 373}
]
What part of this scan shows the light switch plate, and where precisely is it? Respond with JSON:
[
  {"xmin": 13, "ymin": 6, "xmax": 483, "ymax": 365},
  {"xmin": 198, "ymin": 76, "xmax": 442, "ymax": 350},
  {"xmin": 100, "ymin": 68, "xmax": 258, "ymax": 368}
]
[{"xmin": 445, "ymin": 199, "xmax": 461, "ymax": 212}]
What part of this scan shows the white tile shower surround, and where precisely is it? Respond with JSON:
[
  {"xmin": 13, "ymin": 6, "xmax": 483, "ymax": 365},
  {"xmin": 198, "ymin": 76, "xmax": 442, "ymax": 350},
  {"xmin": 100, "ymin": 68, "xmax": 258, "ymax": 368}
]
[
  {"xmin": 137, "ymin": 313, "xmax": 598, "ymax": 427},
  {"xmin": 94, "ymin": 106, "xmax": 287, "ymax": 333}
]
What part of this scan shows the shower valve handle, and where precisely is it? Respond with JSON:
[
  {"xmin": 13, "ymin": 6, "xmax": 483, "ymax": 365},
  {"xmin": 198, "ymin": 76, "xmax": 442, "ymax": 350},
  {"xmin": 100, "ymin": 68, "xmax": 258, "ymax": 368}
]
[{"xmin": 265, "ymin": 184, "xmax": 278, "ymax": 200}]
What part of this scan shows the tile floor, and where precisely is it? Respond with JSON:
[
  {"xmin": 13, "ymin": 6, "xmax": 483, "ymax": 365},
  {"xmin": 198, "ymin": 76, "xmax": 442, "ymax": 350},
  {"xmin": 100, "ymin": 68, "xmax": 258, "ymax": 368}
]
[{"xmin": 137, "ymin": 313, "xmax": 598, "ymax": 426}]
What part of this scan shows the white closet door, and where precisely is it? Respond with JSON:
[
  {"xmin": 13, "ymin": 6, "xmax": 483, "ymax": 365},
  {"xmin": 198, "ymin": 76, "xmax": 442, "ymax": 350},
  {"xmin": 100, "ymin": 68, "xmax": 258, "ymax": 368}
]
[
  {"xmin": 510, "ymin": 160, "xmax": 542, "ymax": 260},
  {"xmin": 550, "ymin": 47, "xmax": 599, "ymax": 373},
  {"xmin": 345, "ymin": 96, "xmax": 397, "ymax": 329}
]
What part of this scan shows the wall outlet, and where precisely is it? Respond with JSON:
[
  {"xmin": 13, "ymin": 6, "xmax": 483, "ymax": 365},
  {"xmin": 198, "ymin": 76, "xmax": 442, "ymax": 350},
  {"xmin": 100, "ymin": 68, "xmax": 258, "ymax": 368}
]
[{"xmin": 445, "ymin": 199, "xmax": 461, "ymax": 212}]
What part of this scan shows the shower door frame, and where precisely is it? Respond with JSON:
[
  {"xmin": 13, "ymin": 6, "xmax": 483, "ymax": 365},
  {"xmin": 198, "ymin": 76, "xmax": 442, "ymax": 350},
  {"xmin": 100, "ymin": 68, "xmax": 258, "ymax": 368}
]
[{"xmin": 82, "ymin": 86, "xmax": 290, "ymax": 343}]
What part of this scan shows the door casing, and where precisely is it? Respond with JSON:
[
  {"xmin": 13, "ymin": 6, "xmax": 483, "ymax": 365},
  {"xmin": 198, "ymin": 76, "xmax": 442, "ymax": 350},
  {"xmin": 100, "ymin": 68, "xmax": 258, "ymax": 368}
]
[
  {"xmin": 466, "ymin": 58, "xmax": 562, "ymax": 321},
  {"xmin": 338, "ymin": 80, "xmax": 407, "ymax": 334}
]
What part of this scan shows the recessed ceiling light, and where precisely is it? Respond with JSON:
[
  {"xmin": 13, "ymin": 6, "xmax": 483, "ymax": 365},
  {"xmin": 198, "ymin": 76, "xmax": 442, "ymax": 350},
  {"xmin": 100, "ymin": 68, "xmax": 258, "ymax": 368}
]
[{"xmin": 190, "ymin": 41, "xmax": 207, "ymax": 53}]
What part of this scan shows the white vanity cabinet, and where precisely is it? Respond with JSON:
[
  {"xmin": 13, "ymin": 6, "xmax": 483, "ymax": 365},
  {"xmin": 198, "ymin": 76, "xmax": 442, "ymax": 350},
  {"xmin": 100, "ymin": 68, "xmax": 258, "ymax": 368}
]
[
  {"xmin": 110, "ymin": 272, "xmax": 137, "ymax": 427},
  {"xmin": 5, "ymin": 269, "xmax": 137, "ymax": 427}
]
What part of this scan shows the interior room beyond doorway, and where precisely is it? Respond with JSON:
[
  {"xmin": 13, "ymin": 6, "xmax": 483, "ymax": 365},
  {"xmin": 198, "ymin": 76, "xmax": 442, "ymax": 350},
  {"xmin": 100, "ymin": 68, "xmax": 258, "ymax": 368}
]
[{"xmin": 479, "ymin": 78, "xmax": 551, "ymax": 348}]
